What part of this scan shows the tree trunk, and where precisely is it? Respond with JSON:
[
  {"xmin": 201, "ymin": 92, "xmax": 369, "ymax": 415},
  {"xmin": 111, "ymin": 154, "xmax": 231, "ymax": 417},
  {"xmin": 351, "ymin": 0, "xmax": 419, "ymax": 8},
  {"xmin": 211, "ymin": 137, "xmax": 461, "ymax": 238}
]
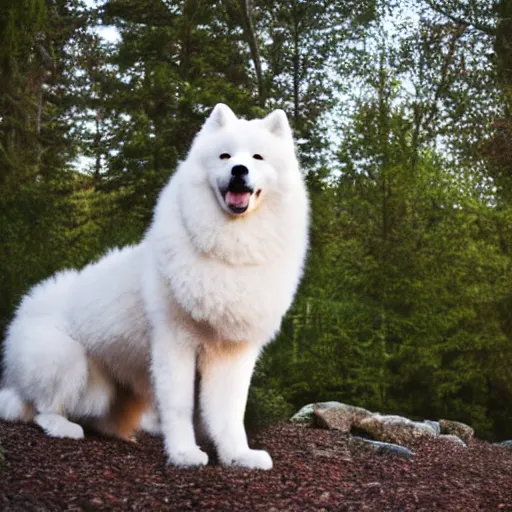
[{"xmin": 238, "ymin": 0, "xmax": 265, "ymax": 108}]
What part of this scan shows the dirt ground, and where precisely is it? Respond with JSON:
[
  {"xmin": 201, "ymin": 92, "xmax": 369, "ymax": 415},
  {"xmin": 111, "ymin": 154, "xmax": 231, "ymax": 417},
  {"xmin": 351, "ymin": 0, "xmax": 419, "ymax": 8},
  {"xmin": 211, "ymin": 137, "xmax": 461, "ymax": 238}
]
[{"xmin": 1, "ymin": 420, "xmax": 511, "ymax": 511}]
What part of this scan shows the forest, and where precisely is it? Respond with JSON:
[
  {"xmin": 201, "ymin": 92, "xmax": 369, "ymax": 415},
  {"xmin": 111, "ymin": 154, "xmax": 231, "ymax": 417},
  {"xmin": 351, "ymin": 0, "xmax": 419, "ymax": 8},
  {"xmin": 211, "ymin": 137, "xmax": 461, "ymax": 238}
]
[{"xmin": 1, "ymin": 0, "xmax": 512, "ymax": 440}]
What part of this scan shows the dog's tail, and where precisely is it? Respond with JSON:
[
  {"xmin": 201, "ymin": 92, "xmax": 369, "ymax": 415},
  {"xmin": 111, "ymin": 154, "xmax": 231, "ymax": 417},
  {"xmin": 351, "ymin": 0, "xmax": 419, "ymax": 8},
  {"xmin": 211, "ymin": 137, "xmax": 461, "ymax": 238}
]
[{"xmin": 0, "ymin": 388, "xmax": 34, "ymax": 422}]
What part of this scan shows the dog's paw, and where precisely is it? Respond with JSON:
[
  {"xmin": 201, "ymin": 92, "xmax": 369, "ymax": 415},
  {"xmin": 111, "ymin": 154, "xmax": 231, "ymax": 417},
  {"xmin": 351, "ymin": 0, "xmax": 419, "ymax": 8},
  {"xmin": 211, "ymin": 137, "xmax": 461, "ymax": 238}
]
[
  {"xmin": 62, "ymin": 422, "xmax": 85, "ymax": 439},
  {"xmin": 222, "ymin": 449, "xmax": 273, "ymax": 470},
  {"xmin": 34, "ymin": 413, "xmax": 85, "ymax": 439},
  {"xmin": 167, "ymin": 446, "xmax": 209, "ymax": 468}
]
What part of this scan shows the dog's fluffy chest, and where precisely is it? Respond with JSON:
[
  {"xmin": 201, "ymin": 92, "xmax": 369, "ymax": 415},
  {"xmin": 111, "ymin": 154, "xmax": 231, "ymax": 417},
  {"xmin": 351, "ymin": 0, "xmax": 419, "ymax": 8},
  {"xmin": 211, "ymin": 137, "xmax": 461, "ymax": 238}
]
[{"xmin": 164, "ymin": 251, "xmax": 290, "ymax": 343}]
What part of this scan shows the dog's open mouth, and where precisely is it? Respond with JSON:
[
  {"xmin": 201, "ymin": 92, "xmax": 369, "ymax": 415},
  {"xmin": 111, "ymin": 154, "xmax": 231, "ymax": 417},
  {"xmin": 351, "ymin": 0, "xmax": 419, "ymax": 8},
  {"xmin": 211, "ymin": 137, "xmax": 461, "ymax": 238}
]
[
  {"xmin": 225, "ymin": 190, "xmax": 251, "ymax": 213},
  {"xmin": 221, "ymin": 182, "xmax": 254, "ymax": 214}
]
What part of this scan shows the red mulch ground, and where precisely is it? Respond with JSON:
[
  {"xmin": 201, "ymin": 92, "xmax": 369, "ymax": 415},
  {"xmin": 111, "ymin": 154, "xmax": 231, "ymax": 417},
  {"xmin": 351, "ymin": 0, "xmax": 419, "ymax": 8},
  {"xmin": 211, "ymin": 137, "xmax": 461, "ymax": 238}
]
[{"xmin": 0, "ymin": 420, "xmax": 511, "ymax": 511}]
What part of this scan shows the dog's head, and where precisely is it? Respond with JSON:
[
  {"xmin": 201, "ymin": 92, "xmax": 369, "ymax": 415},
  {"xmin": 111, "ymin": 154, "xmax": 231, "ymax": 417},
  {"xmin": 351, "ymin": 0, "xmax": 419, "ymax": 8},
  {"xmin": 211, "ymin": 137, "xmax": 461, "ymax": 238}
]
[{"xmin": 191, "ymin": 104, "xmax": 297, "ymax": 217}]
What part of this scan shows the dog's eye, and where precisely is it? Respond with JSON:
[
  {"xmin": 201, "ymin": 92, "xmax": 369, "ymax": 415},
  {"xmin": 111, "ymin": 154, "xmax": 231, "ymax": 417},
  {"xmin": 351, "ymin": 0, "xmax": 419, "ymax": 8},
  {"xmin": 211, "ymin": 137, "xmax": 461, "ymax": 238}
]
[
  {"xmin": 220, "ymin": 153, "xmax": 231, "ymax": 160},
  {"xmin": 253, "ymin": 154, "xmax": 264, "ymax": 160}
]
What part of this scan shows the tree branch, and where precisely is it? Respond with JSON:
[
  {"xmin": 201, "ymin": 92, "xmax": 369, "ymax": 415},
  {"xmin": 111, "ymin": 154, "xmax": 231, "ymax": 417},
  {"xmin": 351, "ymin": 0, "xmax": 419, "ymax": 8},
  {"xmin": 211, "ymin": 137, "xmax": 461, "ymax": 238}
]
[
  {"xmin": 422, "ymin": 24, "xmax": 467, "ymax": 134},
  {"xmin": 424, "ymin": 0, "xmax": 496, "ymax": 36}
]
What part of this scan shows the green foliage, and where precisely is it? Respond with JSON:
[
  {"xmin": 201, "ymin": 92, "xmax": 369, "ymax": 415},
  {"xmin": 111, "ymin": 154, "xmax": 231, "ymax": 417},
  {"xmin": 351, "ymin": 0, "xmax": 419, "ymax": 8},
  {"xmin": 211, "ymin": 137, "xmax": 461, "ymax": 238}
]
[
  {"xmin": 0, "ymin": 0, "xmax": 47, "ymax": 74},
  {"xmin": 259, "ymin": 15, "xmax": 512, "ymax": 438},
  {"xmin": 245, "ymin": 386, "xmax": 294, "ymax": 432}
]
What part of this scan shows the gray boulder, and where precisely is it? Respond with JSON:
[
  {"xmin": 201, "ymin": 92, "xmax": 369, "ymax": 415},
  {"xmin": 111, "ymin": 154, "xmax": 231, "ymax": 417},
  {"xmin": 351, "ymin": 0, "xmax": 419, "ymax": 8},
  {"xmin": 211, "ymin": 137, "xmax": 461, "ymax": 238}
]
[
  {"xmin": 439, "ymin": 434, "xmax": 467, "ymax": 447},
  {"xmin": 358, "ymin": 414, "xmax": 437, "ymax": 445},
  {"xmin": 290, "ymin": 401, "xmax": 344, "ymax": 426},
  {"xmin": 424, "ymin": 420, "xmax": 441, "ymax": 436},
  {"xmin": 350, "ymin": 436, "xmax": 415, "ymax": 458},
  {"xmin": 495, "ymin": 440, "xmax": 512, "ymax": 453},
  {"xmin": 313, "ymin": 403, "xmax": 373, "ymax": 432},
  {"xmin": 439, "ymin": 419, "xmax": 474, "ymax": 444}
]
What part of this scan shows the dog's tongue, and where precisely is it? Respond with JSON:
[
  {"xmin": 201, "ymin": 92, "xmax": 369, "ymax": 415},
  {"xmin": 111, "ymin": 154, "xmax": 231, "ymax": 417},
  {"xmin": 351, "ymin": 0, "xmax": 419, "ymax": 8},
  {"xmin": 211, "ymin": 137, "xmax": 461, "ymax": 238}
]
[{"xmin": 226, "ymin": 191, "xmax": 251, "ymax": 208}]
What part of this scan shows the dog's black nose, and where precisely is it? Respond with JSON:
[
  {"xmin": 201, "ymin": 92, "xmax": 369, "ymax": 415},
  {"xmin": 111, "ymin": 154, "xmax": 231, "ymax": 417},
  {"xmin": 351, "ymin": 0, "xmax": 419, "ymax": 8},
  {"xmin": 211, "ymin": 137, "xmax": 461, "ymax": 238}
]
[{"xmin": 231, "ymin": 165, "xmax": 249, "ymax": 177}]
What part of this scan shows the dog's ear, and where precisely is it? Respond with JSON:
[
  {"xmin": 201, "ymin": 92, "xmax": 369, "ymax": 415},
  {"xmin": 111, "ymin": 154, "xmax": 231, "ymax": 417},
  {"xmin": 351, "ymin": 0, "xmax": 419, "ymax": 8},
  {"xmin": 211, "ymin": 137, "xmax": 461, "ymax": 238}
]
[
  {"xmin": 262, "ymin": 110, "xmax": 292, "ymax": 139},
  {"xmin": 204, "ymin": 103, "xmax": 237, "ymax": 131}
]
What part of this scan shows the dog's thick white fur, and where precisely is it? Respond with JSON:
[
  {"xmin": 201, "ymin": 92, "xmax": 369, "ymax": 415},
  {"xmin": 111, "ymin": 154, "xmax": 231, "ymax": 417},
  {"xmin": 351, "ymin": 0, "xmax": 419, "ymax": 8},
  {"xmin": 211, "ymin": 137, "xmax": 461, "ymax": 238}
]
[{"xmin": 0, "ymin": 104, "xmax": 309, "ymax": 470}]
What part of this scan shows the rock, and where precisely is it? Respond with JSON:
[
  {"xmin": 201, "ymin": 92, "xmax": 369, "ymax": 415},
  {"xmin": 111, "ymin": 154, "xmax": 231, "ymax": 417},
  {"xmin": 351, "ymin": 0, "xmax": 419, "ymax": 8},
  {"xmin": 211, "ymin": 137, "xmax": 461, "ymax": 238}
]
[
  {"xmin": 374, "ymin": 442, "xmax": 415, "ymax": 458},
  {"xmin": 358, "ymin": 414, "xmax": 437, "ymax": 445},
  {"xmin": 438, "ymin": 434, "xmax": 466, "ymax": 447},
  {"xmin": 495, "ymin": 440, "xmax": 512, "ymax": 452},
  {"xmin": 439, "ymin": 419, "xmax": 474, "ymax": 444},
  {"xmin": 413, "ymin": 421, "xmax": 438, "ymax": 436},
  {"xmin": 423, "ymin": 420, "xmax": 441, "ymax": 436},
  {"xmin": 350, "ymin": 436, "xmax": 415, "ymax": 458},
  {"xmin": 307, "ymin": 442, "xmax": 352, "ymax": 462},
  {"xmin": 313, "ymin": 403, "xmax": 373, "ymax": 432},
  {"xmin": 290, "ymin": 403, "xmax": 316, "ymax": 425},
  {"xmin": 314, "ymin": 401, "xmax": 347, "ymax": 410},
  {"xmin": 290, "ymin": 402, "xmax": 343, "ymax": 426},
  {"xmin": 292, "ymin": 402, "xmax": 476, "ymax": 455}
]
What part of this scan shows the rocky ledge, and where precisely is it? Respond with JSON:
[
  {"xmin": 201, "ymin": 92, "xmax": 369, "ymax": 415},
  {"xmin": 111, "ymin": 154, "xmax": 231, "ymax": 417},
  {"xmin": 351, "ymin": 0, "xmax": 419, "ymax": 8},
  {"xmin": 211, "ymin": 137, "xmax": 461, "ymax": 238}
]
[{"xmin": 290, "ymin": 401, "xmax": 504, "ymax": 457}]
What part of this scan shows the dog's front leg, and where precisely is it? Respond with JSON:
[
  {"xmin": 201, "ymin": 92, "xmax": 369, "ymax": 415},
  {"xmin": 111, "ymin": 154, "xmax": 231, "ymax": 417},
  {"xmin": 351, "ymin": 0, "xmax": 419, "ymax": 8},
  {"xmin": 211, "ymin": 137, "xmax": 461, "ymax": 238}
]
[
  {"xmin": 199, "ymin": 342, "xmax": 272, "ymax": 470},
  {"xmin": 151, "ymin": 321, "xmax": 208, "ymax": 467}
]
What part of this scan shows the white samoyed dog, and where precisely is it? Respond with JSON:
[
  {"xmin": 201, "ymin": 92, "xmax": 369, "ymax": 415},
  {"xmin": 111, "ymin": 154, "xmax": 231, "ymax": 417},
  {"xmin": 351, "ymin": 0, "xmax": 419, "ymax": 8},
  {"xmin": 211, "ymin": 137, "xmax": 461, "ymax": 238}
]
[{"xmin": 0, "ymin": 104, "xmax": 309, "ymax": 470}]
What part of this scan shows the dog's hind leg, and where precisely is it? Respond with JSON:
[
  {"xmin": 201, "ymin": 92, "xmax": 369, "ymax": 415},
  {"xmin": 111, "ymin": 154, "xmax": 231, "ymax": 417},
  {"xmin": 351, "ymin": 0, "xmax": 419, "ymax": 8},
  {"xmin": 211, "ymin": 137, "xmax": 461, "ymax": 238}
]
[
  {"xmin": 32, "ymin": 356, "xmax": 88, "ymax": 439},
  {"xmin": 34, "ymin": 355, "xmax": 118, "ymax": 439},
  {"xmin": 4, "ymin": 320, "xmax": 93, "ymax": 439},
  {"xmin": 0, "ymin": 388, "xmax": 34, "ymax": 421}
]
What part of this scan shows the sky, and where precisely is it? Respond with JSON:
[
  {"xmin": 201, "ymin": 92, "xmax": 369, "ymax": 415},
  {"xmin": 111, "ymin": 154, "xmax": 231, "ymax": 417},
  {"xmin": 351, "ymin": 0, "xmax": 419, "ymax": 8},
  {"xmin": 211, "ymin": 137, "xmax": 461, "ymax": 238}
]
[{"xmin": 85, "ymin": 0, "xmax": 121, "ymax": 43}]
